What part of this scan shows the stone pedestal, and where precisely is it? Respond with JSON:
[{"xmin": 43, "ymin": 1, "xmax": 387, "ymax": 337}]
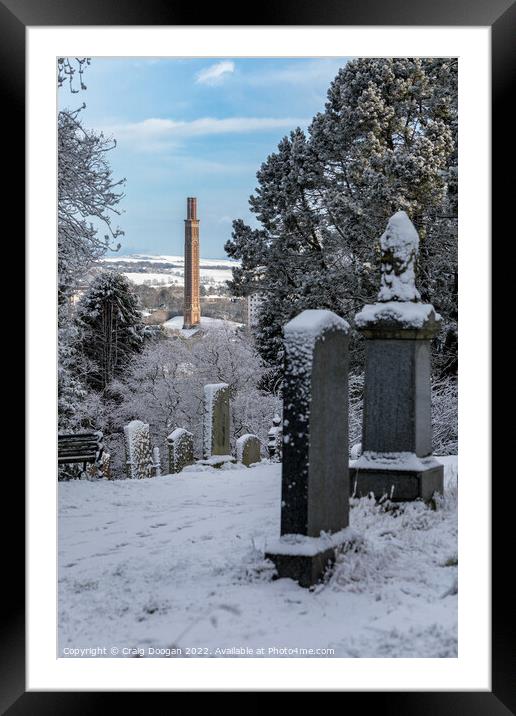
[
  {"xmin": 265, "ymin": 310, "xmax": 351, "ymax": 587},
  {"xmin": 350, "ymin": 306, "xmax": 444, "ymax": 501}
]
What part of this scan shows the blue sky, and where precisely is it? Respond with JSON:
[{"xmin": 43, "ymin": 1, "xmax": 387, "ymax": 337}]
[{"xmin": 59, "ymin": 57, "xmax": 350, "ymax": 258}]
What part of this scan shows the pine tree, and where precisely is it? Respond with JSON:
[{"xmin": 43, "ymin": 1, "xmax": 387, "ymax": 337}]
[
  {"xmin": 77, "ymin": 272, "xmax": 145, "ymax": 391},
  {"xmin": 225, "ymin": 58, "xmax": 457, "ymax": 376}
]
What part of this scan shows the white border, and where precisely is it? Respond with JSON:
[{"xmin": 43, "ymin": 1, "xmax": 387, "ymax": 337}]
[{"xmin": 27, "ymin": 26, "xmax": 490, "ymax": 691}]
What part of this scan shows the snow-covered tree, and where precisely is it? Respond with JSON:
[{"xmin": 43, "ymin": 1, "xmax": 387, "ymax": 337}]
[
  {"xmin": 57, "ymin": 57, "xmax": 90, "ymax": 93},
  {"xmin": 77, "ymin": 272, "xmax": 145, "ymax": 391},
  {"xmin": 102, "ymin": 327, "xmax": 280, "ymax": 475},
  {"xmin": 58, "ymin": 107, "xmax": 125, "ymax": 305},
  {"xmin": 225, "ymin": 58, "xmax": 457, "ymax": 376},
  {"xmin": 57, "ymin": 59, "xmax": 126, "ymax": 429}
]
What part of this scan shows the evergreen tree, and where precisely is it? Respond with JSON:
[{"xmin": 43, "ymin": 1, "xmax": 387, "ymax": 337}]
[
  {"xmin": 225, "ymin": 58, "xmax": 457, "ymax": 376},
  {"xmin": 77, "ymin": 272, "xmax": 145, "ymax": 391}
]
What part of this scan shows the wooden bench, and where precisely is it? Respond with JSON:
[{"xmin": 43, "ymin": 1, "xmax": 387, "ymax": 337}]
[{"xmin": 58, "ymin": 432, "xmax": 104, "ymax": 475}]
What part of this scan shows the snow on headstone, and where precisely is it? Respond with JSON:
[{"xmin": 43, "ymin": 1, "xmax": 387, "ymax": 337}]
[
  {"xmin": 265, "ymin": 309, "xmax": 351, "ymax": 588},
  {"xmin": 124, "ymin": 420, "xmax": 153, "ymax": 479},
  {"xmin": 378, "ymin": 211, "xmax": 421, "ymax": 303},
  {"xmin": 167, "ymin": 428, "xmax": 194, "ymax": 474},
  {"xmin": 203, "ymin": 383, "xmax": 230, "ymax": 459},
  {"xmin": 236, "ymin": 433, "xmax": 261, "ymax": 467}
]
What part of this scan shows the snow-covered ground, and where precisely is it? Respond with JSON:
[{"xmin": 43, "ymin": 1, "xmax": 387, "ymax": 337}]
[
  {"xmin": 100, "ymin": 254, "xmax": 239, "ymax": 289},
  {"xmin": 104, "ymin": 254, "xmax": 238, "ymax": 268},
  {"xmin": 163, "ymin": 315, "xmax": 242, "ymax": 337},
  {"xmin": 58, "ymin": 457, "xmax": 457, "ymax": 658},
  {"xmin": 122, "ymin": 272, "xmax": 181, "ymax": 287}
]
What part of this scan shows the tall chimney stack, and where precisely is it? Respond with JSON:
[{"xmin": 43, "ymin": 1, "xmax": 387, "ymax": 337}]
[{"xmin": 183, "ymin": 197, "xmax": 201, "ymax": 329}]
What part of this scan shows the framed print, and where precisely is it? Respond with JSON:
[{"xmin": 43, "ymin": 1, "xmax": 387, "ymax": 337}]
[{"xmin": 5, "ymin": 0, "xmax": 509, "ymax": 708}]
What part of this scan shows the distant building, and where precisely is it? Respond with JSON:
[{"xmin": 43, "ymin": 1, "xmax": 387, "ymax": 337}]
[
  {"xmin": 246, "ymin": 292, "xmax": 264, "ymax": 328},
  {"xmin": 183, "ymin": 197, "xmax": 201, "ymax": 329}
]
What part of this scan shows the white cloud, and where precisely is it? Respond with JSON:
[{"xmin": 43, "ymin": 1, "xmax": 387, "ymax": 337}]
[
  {"xmin": 195, "ymin": 60, "xmax": 235, "ymax": 85},
  {"xmin": 105, "ymin": 116, "xmax": 309, "ymax": 148},
  {"xmin": 246, "ymin": 59, "xmax": 348, "ymax": 87}
]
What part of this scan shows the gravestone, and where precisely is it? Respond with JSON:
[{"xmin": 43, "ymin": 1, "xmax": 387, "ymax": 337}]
[
  {"xmin": 98, "ymin": 451, "xmax": 112, "ymax": 480},
  {"xmin": 265, "ymin": 309, "xmax": 351, "ymax": 588},
  {"xmin": 203, "ymin": 383, "xmax": 230, "ymax": 459},
  {"xmin": 167, "ymin": 428, "xmax": 194, "ymax": 474},
  {"xmin": 267, "ymin": 415, "xmax": 282, "ymax": 462},
  {"xmin": 152, "ymin": 447, "xmax": 161, "ymax": 477},
  {"xmin": 124, "ymin": 420, "xmax": 153, "ymax": 479},
  {"xmin": 350, "ymin": 211, "xmax": 444, "ymax": 501},
  {"xmin": 236, "ymin": 433, "xmax": 261, "ymax": 467}
]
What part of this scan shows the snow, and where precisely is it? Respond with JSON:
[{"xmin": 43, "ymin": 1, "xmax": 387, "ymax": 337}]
[
  {"xmin": 355, "ymin": 301, "xmax": 441, "ymax": 329},
  {"xmin": 351, "ymin": 451, "xmax": 442, "ymax": 472},
  {"xmin": 58, "ymin": 457, "xmax": 457, "ymax": 658},
  {"xmin": 104, "ymin": 254, "xmax": 238, "ymax": 268},
  {"xmin": 198, "ymin": 454, "xmax": 235, "ymax": 467},
  {"xmin": 122, "ymin": 272, "xmax": 180, "ymax": 287},
  {"xmin": 284, "ymin": 309, "xmax": 350, "ymax": 384},
  {"xmin": 284, "ymin": 309, "xmax": 349, "ymax": 339},
  {"xmin": 168, "ymin": 428, "xmax": 190, "ymax": 444},
  {"xmin": 163, "ymin": 315, "xmax": 243, "ymax": 337},
  {"xmin": 101, "ymin": 255, "xmax": 239, "ymax": 289},
  {"xmin": 266, "ymin": 528, "xmax": 356, "ymax": 557},
  {"xmin": 377, "ymin": 211, "xmax": 421, "ymax": 302}
]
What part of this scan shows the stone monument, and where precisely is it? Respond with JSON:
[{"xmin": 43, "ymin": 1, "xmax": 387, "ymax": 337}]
[
  {"xmin": 350, "ymin": 211, "xmax": 444, "ymax": 501},
  {"xmin": 267, "ymin": 414, "xmax": 282, "ymax": 462},
  {"xmin": 203, "ymin": 383, "xmax": 231, "ymax": 459},
  {"xmin": 236, "ymin": 433, "xmax": 261, "ymax": 467},
  {"xmin": 167, "ymin": 428, "xmax": 194, "ymax": 474},
  {"xmin": 124, "ymin": 420, "xmax": 153, "ymax": 480}
]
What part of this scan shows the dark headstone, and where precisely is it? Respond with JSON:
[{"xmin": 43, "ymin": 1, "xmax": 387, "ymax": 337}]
[
  {"xmin": 265, "ymin": 309, "xmax": 351, "ymax": 587},
  {"xmin": 203, "ymin": 383, "xmax": 230, "ymax": 458}
]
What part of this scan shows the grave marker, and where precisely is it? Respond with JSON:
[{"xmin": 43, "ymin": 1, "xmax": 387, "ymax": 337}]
[{"xmin": 265, "ymin": 309, "xmax": 351, "ymax": 587}]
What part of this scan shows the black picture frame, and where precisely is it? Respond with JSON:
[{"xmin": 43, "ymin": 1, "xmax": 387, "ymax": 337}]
[{"xmin": 8, "ymin": 0, "xmax": 507, "ymax": 709}]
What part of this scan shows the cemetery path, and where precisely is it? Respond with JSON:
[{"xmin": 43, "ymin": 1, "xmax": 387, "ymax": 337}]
[{"xmin": 58, "ymin": 458, "xmax": 457, "ymax": 658}]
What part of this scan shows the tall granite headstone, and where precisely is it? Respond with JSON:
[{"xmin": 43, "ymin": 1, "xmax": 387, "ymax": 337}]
[
  {"xmin": 203, "ymin": 383, "xmax": 230, "ymax": 459},
  {"xmin": 350, "ymin": 211, "xmax": 444, "ymax": 501},
  {"xmin": 265, "ymin": 309, "xmax": 351, "ymax": 588}
]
